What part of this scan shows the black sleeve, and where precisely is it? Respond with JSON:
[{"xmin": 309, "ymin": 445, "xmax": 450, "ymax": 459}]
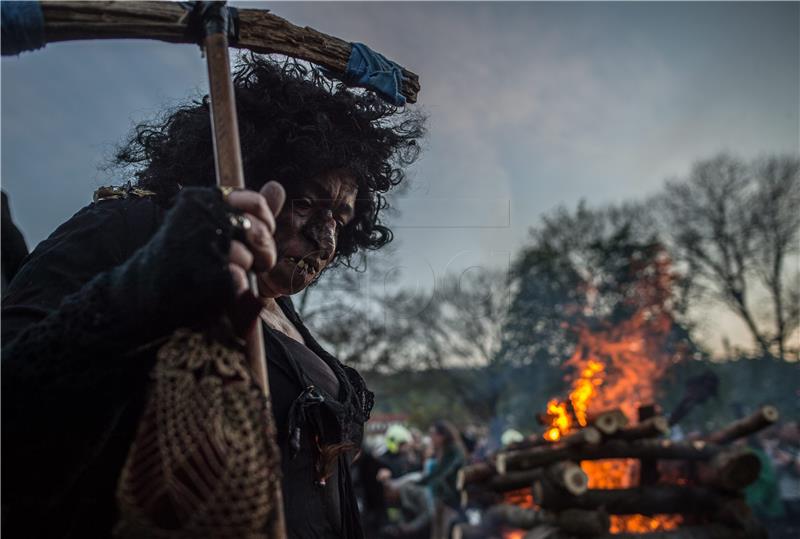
[{"xmin": 1, "ymin": 187, "xmax": 236, "ymax": 504}]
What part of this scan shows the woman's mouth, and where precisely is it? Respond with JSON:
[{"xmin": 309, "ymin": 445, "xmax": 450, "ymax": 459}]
[{"xmin": 284, "ymin": 256, "xmax": 318, "ymax": 278}]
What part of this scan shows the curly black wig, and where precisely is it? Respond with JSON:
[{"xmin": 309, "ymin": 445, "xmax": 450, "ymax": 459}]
[{"xmin": 114, "ymin": 54, "xmax": 425, "ymax": 268}]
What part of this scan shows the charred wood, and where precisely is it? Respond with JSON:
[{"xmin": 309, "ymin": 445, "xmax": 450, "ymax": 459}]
[
  {"xmin": 612, "ymin": 416, "xmax": 671, "ymax": 441},
  {"xmin": 555, "ymin": 508, "xmax": 611, "ymax": 536},
  {"xmin": 638, "ymin": 404, "xmax": 661, "ymax": 485},
  {"xmin": 704, "ymin": 406, "xmax": 779, "ymax": 445},
  {"xmin": 696, "ymin": 447, "xmax": 762, "ymax": 491},
  {"xmin": 497, "ymin": 439, "xmax": 719, "ymax": 474},
  {"xmin": 481, "ymin": 504, "xmax": 610, "ymax": 536},
  {"xmin": 480, "ymin": 462, "xmax": 589, "ymax": 495},
  {"xmin": 532, "ymin": 484, "xmax": 731, "ymax": 515},
  {"xmin": 597, "ymin": 523, "xmax": 765, "ymax": 539},
  {"xmin": 588, "ymin": 408, "xmax": 629, "ymax": 435},
  {"xmin": 523, "ymin": 524, "xmax": 570, "ymax": 539}
]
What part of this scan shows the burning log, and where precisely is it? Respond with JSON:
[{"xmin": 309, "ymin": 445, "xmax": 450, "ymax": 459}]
[
  {"xmin": 704, "ymin": 406, "xmax": 779, "ymax": 445},
  {"xmin": 509, "ymin": 427, "xmax": 603, "ymax": 452},
  {"xmin": 539, "ymin": 461, "xmax": 590, "ymax": 496},
  {"xmin": 488, "ymin": 505, "xmax": 610, "ymax": 535},
  {"xmin": 523, "ymin": 526, "xmax": 573, "ymax": 539},
  {"xmin": 457, "ymin": 505, "xmax": 610, "ymax": 537},
  {"xmin": 497, "ymin": 439, "xmax": 719, "ymax": 474},
  {"xmin": 612, "ymin": 416, "xmax": 671, "ymax": 441},
  {"xmin": 532, "ymin": 484, "xmax": 730, "ymax": 515},
  {"xmin": 560, "ymin": 426, "xmax": 602, "ymax": 446},
  {"xmin": 638, "ymin": 404, "xmax": 661, "ymax": 485},
  {"xmin": 555, "ymin": 508, "xmax": 611, "ymax": 536},
  {"xmin": 597, "ymin": 524, "xmax": 763, "ymax": 539},
  {"xmin": 696, "ymin": 447, "xmax": 762, "ymax": 491},
  {"xmin": 459, "ymin": 429, "xmax": 599, "ymax": 488},
  {"xmin": 484, "ymin": 504, "xmax": 544, "ymax": 529},
  {"xmin": 588, "ymin": 408, "xmax": 629, "ymax": 435},
  {"xmin": 471, "ymin": 462, "xmax": 588, "ymax": 495},
  {"xmin": 460, "ymin": 463, "xmax": 588, "ymax": 509}
]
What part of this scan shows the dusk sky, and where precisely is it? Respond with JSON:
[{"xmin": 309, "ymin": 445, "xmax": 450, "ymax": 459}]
[{"xmin": 2, "ymin": 1, "xmax": 798, "ymax": 354}]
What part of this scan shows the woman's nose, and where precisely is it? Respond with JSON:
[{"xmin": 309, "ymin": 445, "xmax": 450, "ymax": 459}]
[{"xmin": 306, "ymin": 211, "xmax": 336, "ymax": 257}]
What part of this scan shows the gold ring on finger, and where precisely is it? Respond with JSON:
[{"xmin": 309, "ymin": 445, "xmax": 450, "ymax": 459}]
[{"xmin": 219, "ymin": 185, "xmax": 237, "ymax": 203}]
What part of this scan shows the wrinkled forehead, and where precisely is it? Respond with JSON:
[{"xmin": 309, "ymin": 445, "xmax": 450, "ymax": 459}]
[{"xmin": 301, "ymin": 170, "xmax": 358, "ymax": 202}]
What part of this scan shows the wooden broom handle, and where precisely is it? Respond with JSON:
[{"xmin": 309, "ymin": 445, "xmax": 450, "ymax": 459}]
[{"xmin": 203, "ymin": 9, "xmax": 287, "ymax": 539}]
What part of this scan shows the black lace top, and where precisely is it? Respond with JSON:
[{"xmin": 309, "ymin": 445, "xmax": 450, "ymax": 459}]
[{"xmin": 1, "ymin": 187, "xmax": 373, "ymax": 539}]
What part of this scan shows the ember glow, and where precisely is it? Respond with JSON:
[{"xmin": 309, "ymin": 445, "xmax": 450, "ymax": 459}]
[{"xmin": 542, "ymin": 251, "xmax": 684, "ymax": 533}]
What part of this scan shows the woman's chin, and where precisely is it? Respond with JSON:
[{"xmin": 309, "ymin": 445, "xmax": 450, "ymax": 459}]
[{"xmin": 260, "ymin": 263, "xmax": 313, "ymax": 296}]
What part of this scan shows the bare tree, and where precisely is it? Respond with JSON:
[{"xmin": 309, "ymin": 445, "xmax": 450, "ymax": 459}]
[{"xmin": 658, "ymin": 153, "xmax": 800, "ymax": 359}]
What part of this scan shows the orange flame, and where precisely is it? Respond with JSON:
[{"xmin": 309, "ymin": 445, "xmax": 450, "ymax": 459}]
[
  {"xmin": 569, "ymin": 359, "xmax": 604, "ymax": 426},
  {"xmin": 543, "ymin": 399, "xmax": 572, "ymax": 441},
  {"xmin": 537, "ymin": 250, "xmax": 683, "ymax": 533}
]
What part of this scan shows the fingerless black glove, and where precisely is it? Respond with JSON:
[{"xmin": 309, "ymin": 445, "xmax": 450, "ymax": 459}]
[{"xmin": 1, "ymin": 187, "xmax": 237, "ymax": 507}]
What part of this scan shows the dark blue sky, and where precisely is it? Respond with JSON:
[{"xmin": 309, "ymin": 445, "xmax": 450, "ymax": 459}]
[{"xmin": 2, "ymin": 1, "xmax": 798, "ymax": 352}]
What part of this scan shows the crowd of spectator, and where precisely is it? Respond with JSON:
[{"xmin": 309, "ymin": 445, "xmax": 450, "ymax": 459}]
[{"xmin": 353, "ymin": 418, "xmax": 800, "ymax": 539}]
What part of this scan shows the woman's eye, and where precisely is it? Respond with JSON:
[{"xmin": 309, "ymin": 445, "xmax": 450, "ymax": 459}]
[{"xmin": 294, "ymin": 198, "xmax": 313, "ymax": 211}]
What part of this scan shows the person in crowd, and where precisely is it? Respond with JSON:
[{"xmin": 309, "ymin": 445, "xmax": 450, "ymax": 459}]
[
  {"xmin": 381, "ymin": 424, "xmax": 423, "ymax": 478},
  {"xmin": 379, "ymin": 479, "xmax": 433, "ymax": 539},
  {"xmin": 353, "ymin": 441, "xmax": 391, "ymax": 537},
  {"xmin": 419, "ymin": 420, "xmax": 468, "ymax": 539},
  {"xmin": 743, "ymin": 431, "xmax": 785, "ymax": 521},
  {"xmin": 773, "ymin": 422, "xmax": 800, "ymax": 522}
]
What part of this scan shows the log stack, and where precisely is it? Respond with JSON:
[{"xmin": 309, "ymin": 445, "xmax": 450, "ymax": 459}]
[{"xmin": 454, "ymin": 405, "xmax": 779, "ymax": 539}]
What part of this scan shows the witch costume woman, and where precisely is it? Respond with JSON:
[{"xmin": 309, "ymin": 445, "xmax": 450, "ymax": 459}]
[{"xmin": 1, "ymin": 56, "xmax": 424, "ymax": 538}]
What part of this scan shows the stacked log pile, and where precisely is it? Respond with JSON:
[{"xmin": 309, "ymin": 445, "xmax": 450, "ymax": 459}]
[{"xmin": 454, "ymin": 405, "xmax": 779, "ymax": 539}]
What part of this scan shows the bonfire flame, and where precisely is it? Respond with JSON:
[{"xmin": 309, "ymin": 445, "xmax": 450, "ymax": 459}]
[{"xmin": 541, "ymin": 250, "xmax": 683, "ymax": 533}]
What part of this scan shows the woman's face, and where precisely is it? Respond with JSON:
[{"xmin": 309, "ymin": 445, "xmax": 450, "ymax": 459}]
[
  {"xmin": 258, "ymin": 170, "xmax": 358, "ymax": 297},
  {"xmin": 430, "ymin": 427, "xmax": 445, "ymax": 451}
]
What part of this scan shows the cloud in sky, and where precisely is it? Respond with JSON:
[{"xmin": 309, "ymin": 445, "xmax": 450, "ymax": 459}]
[{"xmin": 2, "ymin": 2, "xmax": 797, "ymax": 353}]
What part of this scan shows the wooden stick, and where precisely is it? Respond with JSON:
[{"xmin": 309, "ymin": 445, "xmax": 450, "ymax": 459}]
[
  {"xmin": 458, "ymin": 429, "xmax": 599, "ymax": 489},
  {"xmin": 479, "ymin": 505, "xmax": 610, "ymax": 536},
  {"xmin": 470, "ymin": 462, "xmax": 588, "ymax": 495},
  {"xmin": 564, "ymin": 426, "xmax": 603, "ymax": 446},
  {"xmin": 497, "ymin": 439, "xmax": 719, "ymax": 474},
  {"xmin": 613, "ymin": 416, "xmax": 671, "ymax": 441},
  {"xmin": 483, "ymin": 504, "xmax": 544, "ymax": 529},
  {"xmin": 597, "ymin": 524, "xmax": 760, "ymax": 539},
  {"xmin": 704, "ymin": 406, "xmax": 779, "ymax": 445},
  {"xmin": 39, "ymin": 1, "xmax": 420, "ymax": 102},
  {"xmin": 544, "ymin": 461, "xmax": 589, "ymax": 496},
  {"xmin": 696, "ymin": 447, "xmax": 762, "ymax": 491},
  {"xmin": 555, "ymin": 508, "xmax": 611, "ymax": 536},
  {"xmin": 533, "ymin": 484, "xmax": 730, "ymax": 515},
  {"xmin": 588, "ymin": 408, "xmax": 630, "ymax": 435},
  {"xmin": 638, "ymin": 403, "xmax": 660, "ymax": 485},
  {"xmin": 508, "ymin": 426, "xmax": 603, "ymax": 453},
  {"xmin": 203, "ymin": 12, "xmax": 286, "ymax": 538}
]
